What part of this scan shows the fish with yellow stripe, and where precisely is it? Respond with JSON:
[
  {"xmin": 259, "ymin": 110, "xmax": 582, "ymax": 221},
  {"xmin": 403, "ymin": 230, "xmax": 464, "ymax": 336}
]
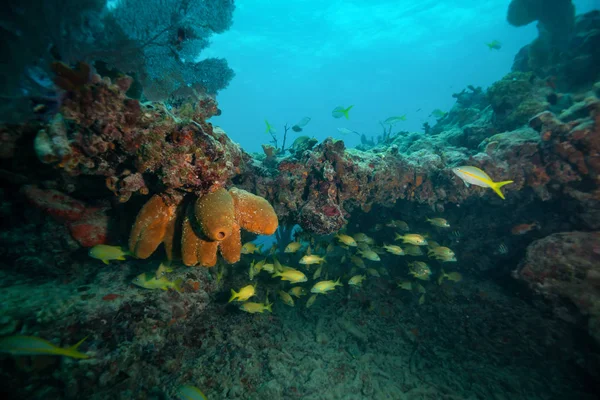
[
  {"xmin": 452, "ymin": 166, "xmax": 513, "ymax": 200},
  {"xmin": 0, "ymin": 335, "xmax": 90, "ymax": 359}
]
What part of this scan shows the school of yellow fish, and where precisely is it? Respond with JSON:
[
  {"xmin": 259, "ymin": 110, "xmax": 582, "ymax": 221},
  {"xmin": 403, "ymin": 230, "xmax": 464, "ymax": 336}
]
[{"xmin": 219, "ymin": 215, "xmax": 464, "ymax": 311}]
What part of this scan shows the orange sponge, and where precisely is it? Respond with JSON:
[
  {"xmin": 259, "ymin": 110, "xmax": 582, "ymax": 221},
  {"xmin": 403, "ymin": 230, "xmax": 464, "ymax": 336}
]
[
  {"xmin": 194, "ymin": 188, "xmax": 236, "ymax": 241},
  {"xmin": 229, "ymin": 188, "xmax": 278, "ymax": 235},
  {"xmin": 181, "ymin": 213, "xmax": 218, "ymax": 267},
  {"xmin": 129, "ymin": 195, "xmax": 176, "ymax": 258}
]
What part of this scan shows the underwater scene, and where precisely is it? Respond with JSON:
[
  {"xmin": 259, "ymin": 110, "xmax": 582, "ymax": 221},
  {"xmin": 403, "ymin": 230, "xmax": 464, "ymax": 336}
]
[{"xmin": 1, "ymin": 0, "xmax": 600, "ymax": 399}]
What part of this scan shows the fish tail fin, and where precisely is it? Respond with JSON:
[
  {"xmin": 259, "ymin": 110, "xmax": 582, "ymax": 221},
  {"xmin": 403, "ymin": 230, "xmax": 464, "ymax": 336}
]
[
  {"xmin": 344, "ymin": 105, "xmax": 354, "ymax": 119},
  {"xmin": 102, "ymin": 259, "xmax": 110, "ymax": 265},
  {"xmin": 173, "ymin": 278, "xmax": 183, "ymax": 292},
  {"xmin": 117, "ymin": 256, "xmax": 126, "ymax": 260},
  {"xmin": 265, "ymin": 301, "xmax": 273, "ymax": 313},
  {"xmin": 490, "ymin": 180, "xmax": 514, "ymax": 200},
  {"xmin": 63, "ymin": 337, "xmax": 90, "ymax": 359},
  {"xmin": 257, "ymin": 244, "xmax": 264, "ymax": 253},
  {"xmin": 228, "ymin": 289, "xmax": 238, "ymax": 303}
]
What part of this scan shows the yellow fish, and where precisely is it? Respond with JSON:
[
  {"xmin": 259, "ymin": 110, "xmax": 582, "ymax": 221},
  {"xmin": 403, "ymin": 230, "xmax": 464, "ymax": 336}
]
[
  {"xmin": 177, "ymin": 385, "xmax": 207, "ymax": 400},
  {"xmin": 348, "ymin": 275, "xmax": 366, "ymax": 287},
  {"xmin": 350, "ymin": 256, "xmax": 366, "ymax": 268},
  {"xmin": 367, "ymin": 268, "xmax": 380, "ymax": 277},
  {"xmin": 249, "ymin": 260, "xmax": 260, "ymax": 280},
  {"xmin": 272, "ymin": 268, "xmax": 307, "ymax": 283},
  {"xmin": 229, "ymin": 284, "xmax": 256, "ymax": 303},
  {"xmin": 155, "ymin": 261, "xmax": 173, "ymax": 279},
  {"xmin": 336, "ymin": 233, "xmax": 357, "ymax": 247},
  {"xmin": 313, "ymin": 266, "xmax": 323, "ymax": 280},
  {"xmin": 0, "ymin": 335, "xmax": 90, "ymax": 359},
  {"xmin": 89, "ymin": 244, "xmax": 130, "ymax": 265},
  {"xmin": 386, "ymin": 220, "xmax": 409, "ymax": 231},
  {"xmin": 311, "ymin": 278, "xmax": 342, "ymax": 294},
  {"xmin": 284, "ymin": 242, "xmax": 303, "ymax": 253},
  {"xmin": 262, "ymin": 263, "xmax": 275, "ymax": 273},
  {"xmin": 265, "ymin": 119, "xmax": 276, "ymax": 134},
  {"xmin": 395, "ymin": 233, "xmax": 428, "ymax": 246},
  {"xmin": 299, "ymin": 254, "xmax": 326, "ymax": 265},
  {"xmin": 403, "ymin": 244, "xmax": 424, "ymax": 256},
  {"xmin": 437, "ymin": 269, "xmax": 463, "ymax": 284},
  {"xmin": 306, "ymin": 294, "xmax": 318, "ymax": 308},
  {"xmin": 418, "ymin": 294, "xmax": 426, "ymax": 305},
  {"xmin": 426, "ymin": 218, "xmax": 450, "ymax": 228},
  {"xmin": 397, "ymin": 280, "xmax": 412, "ymax": 291},
  {"xmin": 428, "ymin": 246, "xmax": 455, "ymax": 256},
  {"xmin": 427, "ymin": 241, "xmax": 441, "ymax": 249},
  {"xmin": 289, "ymin": 286, "xmax": 307, "ymax": 298},
  {"xmin": 241, "ymin": 242, "xmax": 263, "ymax": 254},
  {"xmin": 352, "ymin": 233, "xmax": 374, "ymax": 244},
  {"xmin": 132, "ymin": 273, "xmax": 182, "ymax": 291},
  {"xmin": 416, "ymin": 283, "xmax": 426, "ymax": 294},
  {"xmin": 332, "ymin": 105, "xmax": 354, "ymax": 119},
  {"xmin": 239, "ymin": 301, "xmax": 272, "ymax": 314},
  {"xmin": 278, "ymin": 290, "xmax": 295, "ymax": 306},
  {"xmin": 408, "ymin": 262, "xmax": 432, "ymax": 281},
  {"xmin": 383, "ymin": 244, "xmax": 404, "ymax": 255},
  {"xmin": 452, "ymin": 166, "xmax": 513, "ymax": 200},
  {"xmin": 357, "ymin": 248, "xmax": 380, "ymax": 261}
]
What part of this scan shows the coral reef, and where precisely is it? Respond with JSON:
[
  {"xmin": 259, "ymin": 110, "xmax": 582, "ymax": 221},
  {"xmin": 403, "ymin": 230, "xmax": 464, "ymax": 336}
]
[
  {"xmin": 511, "ymin": 10, "xmax": 600, "ymax": 90},
  {"xmin": 129, "ymin": 187, "xmax": 278, "ymax": 267},
  {"xmin": 514, "ymin": 231, "xmax": 600, "ymax": 342}
]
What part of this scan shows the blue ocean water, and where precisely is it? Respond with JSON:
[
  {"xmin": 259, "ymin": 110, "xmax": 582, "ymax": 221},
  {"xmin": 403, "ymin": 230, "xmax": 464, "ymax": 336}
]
[{"xmin": 208, "ymin": 0, "xmax": 598, "ymax": 152}]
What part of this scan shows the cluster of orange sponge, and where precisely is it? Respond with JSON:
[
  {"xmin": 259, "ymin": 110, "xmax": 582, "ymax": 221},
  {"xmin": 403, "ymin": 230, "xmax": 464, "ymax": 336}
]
[{"xmin": 129, "ymin": 188, "xmax": 278, "ymax": 267}]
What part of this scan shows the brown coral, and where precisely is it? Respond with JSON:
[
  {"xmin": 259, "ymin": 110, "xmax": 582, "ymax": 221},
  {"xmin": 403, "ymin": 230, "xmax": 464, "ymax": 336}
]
[{"xmin": 129, "ymin": 187, "xmax": 278, "ymax": 267}]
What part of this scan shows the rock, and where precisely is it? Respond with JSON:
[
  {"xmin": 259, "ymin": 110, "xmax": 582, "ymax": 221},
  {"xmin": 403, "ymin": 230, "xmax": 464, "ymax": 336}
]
[{"xmin": 514, "ymin": 231, "xmax": 600, "ymax": 343}]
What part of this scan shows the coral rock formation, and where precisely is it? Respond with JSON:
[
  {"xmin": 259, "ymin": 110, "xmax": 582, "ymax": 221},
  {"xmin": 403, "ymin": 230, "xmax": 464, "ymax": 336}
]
[
  {"xmin": 129, "ymin": 187, "xmax": 278, "ymax": 267},
  {"xmin": 514, "ymin": 231, "xmax": 600, "ymax": 342}
]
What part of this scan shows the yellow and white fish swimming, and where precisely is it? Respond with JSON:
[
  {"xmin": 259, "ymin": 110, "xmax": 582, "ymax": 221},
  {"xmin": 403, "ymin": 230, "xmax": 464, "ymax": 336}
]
[
  {"xmin": 313, "ymin": 266, "xmax": 323, "ymax": 280},
  {"xmin": 299, "ymin": 254, "xmax": 326, "ymax": 266},
  {"xmin": 332, "ymin": 105, "xmax": 354, "ymax": 119},
  {"xmin": 132, "ymin": 273, "xmax": 183, "ymax": 292},
  {"xmin": 408, "ymin": 262, "xmax": 432, "ymax": 281},
  {"xmin": 284, "ymin": 241, "xmax": 303, "ymax": 253},
  {"xmin": 155, "ymin": 261, "xmax": 173, "ymax": 279},
  {"xmin": 386, "ymin": 220, "xmax": 409, "ymax": 231},
  {"xmin": 348, "ymin": 275, "xmax": 366, "ymax": 287},
  {"xmin": 289, "ymin": 286, "xmax": 307, "ymax": 298},
  {"xmin": 241, "ymin": 242, "xmax": 263, "ymax": 254},
  {"xmin": 177, "ymin": 385, "xmax": 207, "ymax": 400},
  {"xmin": 89, "ymin": 244, "xmax": 130, "ymax": 265},
  {"xmin": 311, "ymin": 278, "xmax": 343, "ymax": 294},
  {"xmin": 272, "ymin": 268, "xmax": 307, "ymax": 284},
  {"xmin": 357, "ymin": 248, "xmax": 380, "ymax": 261},
  {"xmin": 403, "ymin": 244, "xmax": 424, "ymax": 256},
  {"xmin": 350, "ymin": 255, "xmax": 366, "ymax": 268},
  {"xmin": 352, "ymin": 233, "xmax": 374, "ymax": 245},
  {"xmin": 437, "ymin": 269, "xmax": 463, "ymax": 284},
  {"xmin": 0, "ymin": 335, "xmax": 90, "ymax": 359},
  {"xmin": 452, "ymin": 166, "xmax": 513, "ymax": 200},
  {"xmin": 367, "ymin": 268, "xmax": 381, "ymax": 277},
  {"xmin": 249, "ymin": 260, "xmax": 261, "ymax": 280},
  {"xmin": 428, "ymin": 246, "xmax": 455, "ymax": 257},
  {"xmin": 262, "ymin": 263, "xmax": 275, "ymax": 274},
  {"xmin": 336, "ymin": 233, "xmax": 357, "ymax": 247},
  {"xmin": 383, "ymin": 244, "xmax": 404, "ymax": 255},
  {"xmin": 240, "ymin": 301, "xmax": 272, "ymax": 314},
  {"xmin": 395, "ymin": 234, "xmax": 428, "ymax": 246},
  {"xmin": 265, "ymin": 119, "xmax": 276, "ymax": 134},
  {"xmin": 278, "ymin": 290, "xmax": 295, "ymax": 306},
  {"xmin": 306, "ymin": 294, "xmax": 318, "ymax": 308},
  {"xmin": 229, "ymin": 284, "xmax": 256, "ymax": 303},
  {"xmin": 426, "ymin": 218, "xmax": 450, "ymax": 228}
]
